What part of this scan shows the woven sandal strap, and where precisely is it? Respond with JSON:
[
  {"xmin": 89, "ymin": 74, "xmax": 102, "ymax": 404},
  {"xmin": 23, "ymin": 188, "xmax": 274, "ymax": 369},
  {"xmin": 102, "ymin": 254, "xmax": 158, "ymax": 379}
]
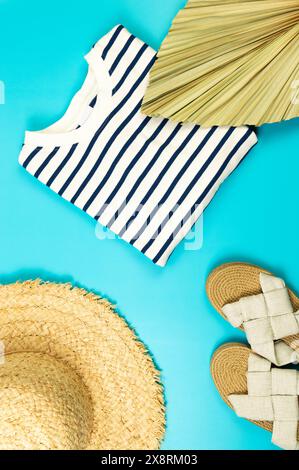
[
  {"xmin": 229, "ymin": 353, "xmax": 299, "ymax": 450},
  {"xmin": 222, "ymin": 272, "xmax": 299, "ymax": 366}
]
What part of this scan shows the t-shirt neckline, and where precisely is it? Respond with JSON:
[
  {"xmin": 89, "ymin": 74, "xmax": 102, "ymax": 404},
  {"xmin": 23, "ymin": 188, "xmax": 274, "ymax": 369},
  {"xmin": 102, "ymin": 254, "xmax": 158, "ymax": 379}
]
[{"xmin": 24, "ymin": 44, "xmax": 113, "ymax": 147}]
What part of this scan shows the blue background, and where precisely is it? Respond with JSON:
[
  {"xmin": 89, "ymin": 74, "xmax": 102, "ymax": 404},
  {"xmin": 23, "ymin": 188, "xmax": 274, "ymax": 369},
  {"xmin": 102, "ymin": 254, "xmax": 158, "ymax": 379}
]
[{"xmin": 1, "ymin": 0, "xmax": 299, "ymax": 450}]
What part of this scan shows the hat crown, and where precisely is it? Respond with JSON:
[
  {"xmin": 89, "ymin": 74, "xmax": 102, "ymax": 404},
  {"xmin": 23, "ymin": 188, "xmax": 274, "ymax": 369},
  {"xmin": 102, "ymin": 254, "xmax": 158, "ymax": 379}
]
[
  {"xmin": 0, "ymin": 352, "xmax": 93, "ymax": 450},
  {"xmin": 0, "ymin": 281, "xmax": 165, "ymax": 449}
]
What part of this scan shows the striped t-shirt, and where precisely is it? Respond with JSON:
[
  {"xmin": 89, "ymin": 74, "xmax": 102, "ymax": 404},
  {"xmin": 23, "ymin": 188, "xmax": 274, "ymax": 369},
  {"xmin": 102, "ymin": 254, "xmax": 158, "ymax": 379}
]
[{"xmin": 19, "ymin": 25, "xmax": 257, "ymax": 266}]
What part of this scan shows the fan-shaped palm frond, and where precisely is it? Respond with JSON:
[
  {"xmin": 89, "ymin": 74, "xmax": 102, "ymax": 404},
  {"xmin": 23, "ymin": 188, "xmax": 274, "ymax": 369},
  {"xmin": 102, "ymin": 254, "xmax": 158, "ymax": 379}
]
[{"xmin": 142, "ymin": 0, "xmax": 299, "ymax": 127}]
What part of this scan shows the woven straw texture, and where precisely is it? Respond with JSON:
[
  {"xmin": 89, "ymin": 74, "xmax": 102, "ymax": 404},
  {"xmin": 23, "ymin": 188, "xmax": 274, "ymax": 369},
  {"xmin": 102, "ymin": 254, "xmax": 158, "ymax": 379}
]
[
  {"xmin": 211, "ymin": 342, "xmax": 299, "ymax": 439},
  {"xmin": 206, "ymin": 262, "xmax": 299, "ymax": 352},
  {"xmin": 142, "ymin": 0, "xmax": 299, "ymax": 127},
  {"xmin": 0, "ymin": 280, "xmax": 165, "ymax": 450}
]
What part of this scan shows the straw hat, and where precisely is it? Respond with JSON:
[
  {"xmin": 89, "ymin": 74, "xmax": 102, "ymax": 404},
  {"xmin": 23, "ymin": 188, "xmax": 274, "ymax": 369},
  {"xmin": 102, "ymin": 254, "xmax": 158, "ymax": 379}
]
[{"xmin": 0, "ymin": 280, "xmax": 165, "ymax": 450}]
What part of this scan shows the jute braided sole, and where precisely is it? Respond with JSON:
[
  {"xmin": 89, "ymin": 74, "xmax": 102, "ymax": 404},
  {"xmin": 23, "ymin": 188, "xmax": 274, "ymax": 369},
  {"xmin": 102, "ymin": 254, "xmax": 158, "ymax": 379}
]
[
  {"xmin": 206, "ymin": 262, "xmax": 299, "ymax": 352},
  {"xmin": 210, "ymin": 342, "xmax": 299, "ymax": 440}
]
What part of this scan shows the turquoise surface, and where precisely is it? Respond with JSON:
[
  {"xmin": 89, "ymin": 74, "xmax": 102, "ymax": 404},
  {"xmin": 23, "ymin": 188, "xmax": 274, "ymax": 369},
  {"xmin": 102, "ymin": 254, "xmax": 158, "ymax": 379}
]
[{"xmin": 1, "ymin": 0, "xmax": 299, "ymax": 450}]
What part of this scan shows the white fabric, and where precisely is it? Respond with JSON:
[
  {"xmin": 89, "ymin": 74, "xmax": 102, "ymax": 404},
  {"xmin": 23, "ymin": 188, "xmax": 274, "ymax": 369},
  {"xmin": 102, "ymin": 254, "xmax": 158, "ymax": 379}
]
[
  {"xmin": 222, "ymin": 272, "xmax": 299, "ymax": 365},
  {"xmin": 229, "ymin": 352, "xmax": 299, "ymax": 450}
]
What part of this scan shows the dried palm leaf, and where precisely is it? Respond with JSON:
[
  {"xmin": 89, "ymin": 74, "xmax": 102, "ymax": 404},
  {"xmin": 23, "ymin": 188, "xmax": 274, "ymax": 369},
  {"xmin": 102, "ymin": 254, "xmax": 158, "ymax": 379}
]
[{"xmin": 142, "ymin": 0, "xmax": 299, "ymax": 127}]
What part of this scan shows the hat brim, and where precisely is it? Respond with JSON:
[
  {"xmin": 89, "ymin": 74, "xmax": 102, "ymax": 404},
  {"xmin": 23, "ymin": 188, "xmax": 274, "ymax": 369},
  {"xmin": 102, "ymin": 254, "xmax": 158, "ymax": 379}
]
[{"xmin": 0, "ymin": 280, "xmax": 165, "ymax": 450}]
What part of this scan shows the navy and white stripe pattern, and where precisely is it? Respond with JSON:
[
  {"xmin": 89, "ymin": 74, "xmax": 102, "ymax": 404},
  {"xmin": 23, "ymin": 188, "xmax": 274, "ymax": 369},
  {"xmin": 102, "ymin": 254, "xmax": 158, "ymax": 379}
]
[{"xmin": 19, "ymin": 25, "xmax": 257, "ymax": 266}]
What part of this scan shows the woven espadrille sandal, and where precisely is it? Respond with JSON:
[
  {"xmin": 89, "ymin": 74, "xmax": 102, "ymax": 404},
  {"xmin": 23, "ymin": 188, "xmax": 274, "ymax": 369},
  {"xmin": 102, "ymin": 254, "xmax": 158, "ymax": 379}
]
[
  {"xmin": 211, "ymin": 343, "xmax": 299, "ymax": 450},
  {"xmin": 206, "ymin": 263, "xmax": 299, "ymax": 366}
]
